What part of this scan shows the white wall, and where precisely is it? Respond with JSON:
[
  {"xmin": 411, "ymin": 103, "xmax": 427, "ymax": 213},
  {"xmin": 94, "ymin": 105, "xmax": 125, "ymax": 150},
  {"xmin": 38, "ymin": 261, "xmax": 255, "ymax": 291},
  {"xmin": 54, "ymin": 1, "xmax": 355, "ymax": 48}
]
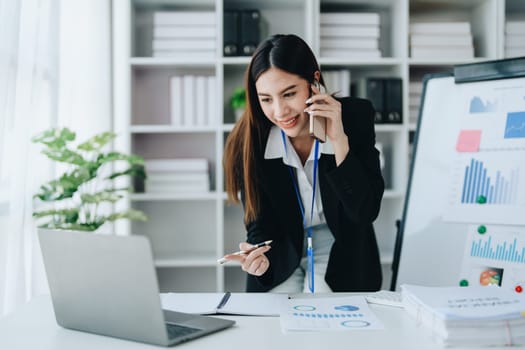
[{"xmin": 58, "ymin": 0, "xmax": 112, "ymax": 137}]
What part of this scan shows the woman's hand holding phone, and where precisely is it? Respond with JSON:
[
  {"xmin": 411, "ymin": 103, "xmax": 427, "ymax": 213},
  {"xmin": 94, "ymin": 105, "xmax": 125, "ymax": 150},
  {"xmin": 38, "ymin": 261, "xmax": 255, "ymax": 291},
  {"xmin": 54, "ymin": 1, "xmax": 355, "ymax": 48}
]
[
  {"xmin": 307, "ymin": 81, "xmax": 327, "ymax": 142},
  {"xmin": 305, "ymin": 82, "xmax": 348, "ymax": 165}
]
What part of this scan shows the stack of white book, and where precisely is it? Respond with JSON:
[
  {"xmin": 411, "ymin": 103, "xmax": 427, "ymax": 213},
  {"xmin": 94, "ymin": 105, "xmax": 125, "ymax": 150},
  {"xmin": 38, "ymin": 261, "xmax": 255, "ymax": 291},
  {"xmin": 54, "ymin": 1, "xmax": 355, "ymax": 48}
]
[
  {"xmin": 408, "ymin": 81, "xmax": 423, "ymax": 124},
  {"xmin": 170, "ymin": 74, "xmax": 216, "ymax": 127},
  {"xmin": 152, "ymin": 11, "xmax": 216, "ymax": 58},
  {"xmin": 322, "ymin": 69, "xmax": 351, "ymax": 97},
  {"xmin": 409, "ymin": 21, "xmax": 474, "ymax": 59},
  {"xmin": 145, "ymin": 158, "xmax": 210, "ymax": 194},
  {"xmin": 320, "ymin": 12, "xmax": 381, "ymax": 59},
  {"xmin": 505, "ymin": 21, "xmax": 525, "ymax": 58},
  {"xmin": 401, "ymin": 284, "xmax": 525, "ymax": 347}
]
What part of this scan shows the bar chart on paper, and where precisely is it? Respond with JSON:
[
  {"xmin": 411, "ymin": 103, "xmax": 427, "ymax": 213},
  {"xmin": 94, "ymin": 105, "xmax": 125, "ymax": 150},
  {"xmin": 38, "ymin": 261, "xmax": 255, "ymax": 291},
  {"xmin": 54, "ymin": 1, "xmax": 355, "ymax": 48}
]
[
  {"xmin": 459, "ymin": 224, "xmax": 525, "ymax": 293},
  {"xmin": 470, "ymin": 235, "xmax": 525, "ymax": 264},
  {"xmin": 445, "ymin": 152, "xmax": 525, "ymax": 225},
  {"xmin": 461, "ymin": 158, "xmax": 518, "ymax": 205}
]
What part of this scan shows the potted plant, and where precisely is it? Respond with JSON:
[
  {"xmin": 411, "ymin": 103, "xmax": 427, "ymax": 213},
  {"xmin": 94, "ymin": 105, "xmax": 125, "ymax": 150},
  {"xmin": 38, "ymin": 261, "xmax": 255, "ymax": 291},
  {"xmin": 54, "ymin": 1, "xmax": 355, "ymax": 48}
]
[
  {"xmin": 230, "ymin": 87, "xmax": 246, "ymax": 121},
  {"xmin": 32, "ymin": 127, "xmax": 147, "ymax": 231}
]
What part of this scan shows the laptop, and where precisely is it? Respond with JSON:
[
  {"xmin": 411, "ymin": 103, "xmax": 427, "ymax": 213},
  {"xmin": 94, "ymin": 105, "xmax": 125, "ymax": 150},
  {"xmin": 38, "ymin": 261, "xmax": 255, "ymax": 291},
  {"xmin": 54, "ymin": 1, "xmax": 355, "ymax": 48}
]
[{"xmin": 38, "ymin": 229, "xmax": 235, "ymax": 346}]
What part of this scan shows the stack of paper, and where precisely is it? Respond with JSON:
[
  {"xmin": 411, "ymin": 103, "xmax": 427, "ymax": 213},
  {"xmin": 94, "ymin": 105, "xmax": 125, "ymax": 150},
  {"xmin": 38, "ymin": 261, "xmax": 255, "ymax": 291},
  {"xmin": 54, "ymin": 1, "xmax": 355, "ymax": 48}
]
[
  {"xmin": 409, "ymin": 21, "xmax": 474, "ymax": 59},
  {"xmin": 145, "ymin": 158, "xmax": 210, "ymax": 194},
  {"xmin": 408, "ymin": 81, "xmax": 423, "ymax": 124},
  {"xmin": 170, "ymin": 74, "xmax": 216, "ymax": 127},
  {"xmin": 505, "ymin": 21, "xmax": 525, "ymax": 58},
  {"xmin": 152, "ymin": 11, "xmax": 216, "ymax": 58},
  {"xmin": 401, "ymin": 284, "xmax": 525, "ymax": 347},
  {"xmin": 320, "ymin": 12, "xmax": 381, "ymax": 59}
]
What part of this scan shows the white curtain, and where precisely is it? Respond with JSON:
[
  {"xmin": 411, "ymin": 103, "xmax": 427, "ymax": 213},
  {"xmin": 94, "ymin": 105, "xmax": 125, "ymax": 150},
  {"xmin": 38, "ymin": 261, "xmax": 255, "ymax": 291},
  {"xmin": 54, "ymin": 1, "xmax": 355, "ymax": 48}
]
[
  {"xmin": 0, "ymin": 0, "xmax": 59, "ymax": 317},
  {"xmin": 0, "ymin": 0, "xmax": 112, "ymax": 317}
]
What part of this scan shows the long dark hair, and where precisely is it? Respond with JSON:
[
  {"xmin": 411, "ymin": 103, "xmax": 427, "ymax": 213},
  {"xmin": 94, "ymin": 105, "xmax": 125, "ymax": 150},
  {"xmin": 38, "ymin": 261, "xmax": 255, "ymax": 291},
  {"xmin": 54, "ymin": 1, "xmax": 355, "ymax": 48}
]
[{"xmin": 223, "ymin": 34, "xmax": 325, "ymax": 223}]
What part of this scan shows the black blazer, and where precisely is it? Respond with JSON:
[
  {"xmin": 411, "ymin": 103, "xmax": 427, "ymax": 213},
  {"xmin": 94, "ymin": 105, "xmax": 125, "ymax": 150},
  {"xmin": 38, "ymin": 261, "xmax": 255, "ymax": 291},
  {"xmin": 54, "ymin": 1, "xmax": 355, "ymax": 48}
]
[{"xmin": 243, "ymin": 97, "xmax": 384, "ymax": 292}]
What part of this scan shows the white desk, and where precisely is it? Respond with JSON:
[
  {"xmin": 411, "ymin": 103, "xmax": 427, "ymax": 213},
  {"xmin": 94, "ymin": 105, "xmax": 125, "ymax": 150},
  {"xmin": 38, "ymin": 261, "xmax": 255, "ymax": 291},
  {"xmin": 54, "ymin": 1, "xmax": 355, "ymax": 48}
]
[{"xmin": 0, "ymin": 295, "xmax": 513, "ymax": 349}]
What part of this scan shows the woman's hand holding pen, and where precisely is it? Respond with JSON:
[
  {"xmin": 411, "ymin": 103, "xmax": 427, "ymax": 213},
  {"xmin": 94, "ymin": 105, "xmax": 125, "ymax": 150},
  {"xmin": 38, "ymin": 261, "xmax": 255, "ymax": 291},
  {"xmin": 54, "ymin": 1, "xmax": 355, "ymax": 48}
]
[
  {"xmin": 222, "ymin": 242, "xmax": 271, "ymax": 276},
  {"xmin": 305, "ymin": 83, "xmax": 349, "ymax": 165}
]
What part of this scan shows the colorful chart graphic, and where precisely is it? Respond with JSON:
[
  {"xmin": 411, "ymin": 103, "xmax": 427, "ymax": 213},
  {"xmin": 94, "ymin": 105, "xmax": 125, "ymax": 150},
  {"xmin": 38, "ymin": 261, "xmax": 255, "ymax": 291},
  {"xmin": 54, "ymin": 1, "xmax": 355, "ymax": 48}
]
[
  {"xmin": 469, "ymin": 96, "xmax": 497, "ymax": 113},
  {"xmin": 505, "ymin": 111, "xmax": 525, "ymax": 138},
  {"xmin": 461, "ymin": 158, "xmax": 519, "ymax": 205},
  {"xmin": 470, "ymin": 235, "xmax": 525, "ymax": 264},
  {"xmin": 479, "ymin": 268, "xmax": 503, "ymax": 286},
  {"xmin": 445, "ymin": 153, "xmax": 525, "ymax": 225}
]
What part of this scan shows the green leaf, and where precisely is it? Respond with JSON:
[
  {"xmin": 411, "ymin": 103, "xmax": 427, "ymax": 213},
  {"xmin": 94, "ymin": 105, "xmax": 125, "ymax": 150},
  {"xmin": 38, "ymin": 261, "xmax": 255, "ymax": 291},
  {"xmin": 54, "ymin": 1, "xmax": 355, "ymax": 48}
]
[
  {"xmin": 97, "ymin": 152, "xmax": 145, "ymax": 166},
  {"xmin": 107, "ymin": 209, "xmax": 148, "ymax": 222},
  {"xmin": 33, "ymin": 208, "xmax": 79, "ymax": 220},
  {"xmin": 31, "ymin": 128, "xmax": 76, "ymax": 149},
  {"xmin": 80, "ymin": 191, "xmax": 123, "ymax": 204},
  {"xmin": 42, "ymin": 148, "xmax": 86, "ymax": 166},
  {"xmin": 107, "ymin": 164, "xmax": 146, "ymax": 180},
  {"xmin": 34, "ymin": 167, "xmax": 94, "ymax": 201},
  {"xmin": 77, "ymin": 132, "xmax": 117, "ymax": 152}
]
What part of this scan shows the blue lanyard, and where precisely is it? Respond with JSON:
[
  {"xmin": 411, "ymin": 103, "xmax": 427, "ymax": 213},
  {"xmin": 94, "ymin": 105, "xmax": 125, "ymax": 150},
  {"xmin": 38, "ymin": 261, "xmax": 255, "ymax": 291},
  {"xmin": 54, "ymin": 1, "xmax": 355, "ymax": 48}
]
[{"xmin": 280, "ymin": 130, "xmax": 319, "ymax": 293}]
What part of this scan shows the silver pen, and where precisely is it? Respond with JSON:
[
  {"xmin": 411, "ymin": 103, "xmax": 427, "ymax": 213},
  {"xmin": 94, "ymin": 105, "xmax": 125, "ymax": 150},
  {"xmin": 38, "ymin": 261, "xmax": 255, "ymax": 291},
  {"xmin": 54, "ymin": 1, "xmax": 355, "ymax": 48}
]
[{"xmin": 217, "ymin": 240, "xmax": 272, "ymax": 264}]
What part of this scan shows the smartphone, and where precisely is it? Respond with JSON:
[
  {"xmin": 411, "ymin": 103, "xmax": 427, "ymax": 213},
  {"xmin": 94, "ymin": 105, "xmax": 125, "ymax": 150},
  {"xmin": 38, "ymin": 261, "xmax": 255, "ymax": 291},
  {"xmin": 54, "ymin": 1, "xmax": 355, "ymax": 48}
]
[{"xmin": 308, "ymin": 81, "xmax": 327, "ymax": 143}]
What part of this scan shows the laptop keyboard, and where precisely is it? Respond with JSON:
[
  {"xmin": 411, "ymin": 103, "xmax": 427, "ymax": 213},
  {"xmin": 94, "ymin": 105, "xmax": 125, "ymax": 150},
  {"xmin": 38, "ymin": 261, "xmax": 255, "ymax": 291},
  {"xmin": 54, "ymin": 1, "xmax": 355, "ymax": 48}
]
[{"xmin": 166, "ymin": 323, "xmax": 201, "ymax": 339}]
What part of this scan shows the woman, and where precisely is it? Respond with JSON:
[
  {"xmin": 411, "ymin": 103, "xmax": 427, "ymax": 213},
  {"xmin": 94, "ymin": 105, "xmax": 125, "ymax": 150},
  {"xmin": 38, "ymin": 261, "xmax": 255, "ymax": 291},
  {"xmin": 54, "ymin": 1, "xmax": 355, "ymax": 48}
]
[{"xmin": 222, "ymin": 34, "xmax": 384, "ymax": 293}]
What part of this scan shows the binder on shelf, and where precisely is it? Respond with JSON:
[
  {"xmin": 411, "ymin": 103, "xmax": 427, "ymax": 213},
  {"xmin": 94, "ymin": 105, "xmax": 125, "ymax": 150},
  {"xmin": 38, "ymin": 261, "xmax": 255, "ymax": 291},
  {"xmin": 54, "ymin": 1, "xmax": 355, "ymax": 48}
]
[
  {"xmin": 354, "ymin": 78, "xmax": 402, "ymax": 124},
  {"xmin": 355, "ymin": 78, "xmax": 383, "ymax": 123},
  {"xmin": 223, "ymin": 10, "xmax": 239, "ymax": 56},
  {"xmin": 239, "ymin": 9, "xmax": 260, "ymax": 56},
  {"xmin": 384, "ymin": 78, "xmax": 402, "ymax": 124}
]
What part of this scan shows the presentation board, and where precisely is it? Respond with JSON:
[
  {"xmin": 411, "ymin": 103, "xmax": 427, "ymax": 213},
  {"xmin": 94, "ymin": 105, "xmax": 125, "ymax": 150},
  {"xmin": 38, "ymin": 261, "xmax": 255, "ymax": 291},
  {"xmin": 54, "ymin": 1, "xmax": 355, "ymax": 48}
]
[{"xmin": 393, "ymin": 58, "xmax": 525, "ymax": 294}]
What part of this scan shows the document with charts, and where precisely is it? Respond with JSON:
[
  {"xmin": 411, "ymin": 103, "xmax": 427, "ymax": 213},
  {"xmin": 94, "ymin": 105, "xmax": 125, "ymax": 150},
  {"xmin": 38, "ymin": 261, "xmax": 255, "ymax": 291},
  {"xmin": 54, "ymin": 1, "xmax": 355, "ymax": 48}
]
[{"xmin": 280, "ymin": 295, "xmax": 384, "ymax": 332}]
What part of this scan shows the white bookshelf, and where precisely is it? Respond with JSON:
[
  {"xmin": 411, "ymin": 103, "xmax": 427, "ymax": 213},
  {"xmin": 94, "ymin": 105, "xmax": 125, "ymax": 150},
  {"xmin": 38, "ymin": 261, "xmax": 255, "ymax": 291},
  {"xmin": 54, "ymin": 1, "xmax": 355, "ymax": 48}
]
[{"xmin": 112, "ymin": 0, "xmax": 522, "ymax": 292}]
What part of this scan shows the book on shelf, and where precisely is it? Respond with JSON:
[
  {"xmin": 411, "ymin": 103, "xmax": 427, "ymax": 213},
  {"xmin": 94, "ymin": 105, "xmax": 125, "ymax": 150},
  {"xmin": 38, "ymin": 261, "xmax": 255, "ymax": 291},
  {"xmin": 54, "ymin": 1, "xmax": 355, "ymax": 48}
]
[
  {"xmin": 195, "ymin": 76, "xmax": 207, "ymax": 126},
  {"xmin": 320, "ymin": 24, "xmax": 380, "ymax": 38},
  {"xmin": 182, "ymin": 75, "xmax": 195, "ymax": 127},
  {"xmin": 409, "ymin": 21, "xmax": 471, "ymax": 35},
  {"xmin": 153, "ymin": 11, "xmax": 216, "ymax": 26},
  {"xmin": 146, "ymin": 183, "xmax": 209, "ymax": 194},
  {"xmin": 160, "ymin": 292, "xmax": 288, "ymax": 317},
  {"xmin": 152, "ymin": 39, "xmax": 216, "ymax": 51},
  {"xmin": 401, "ymin": 284, "xmax": 525, "ymax": 347},
  {"xmin": 320, "ymin": 37, "xmax": 378, "ymax": 50},
  {"xmin": 145, "ymin": 158, "xmax": 209, "ymax": 173},
  {"xmin": 320, "ymin": 48, "xmax": 381, "ymax": 59},
  {"xmin": 505, "ymin": 34, "xmax": 525, "ymax": 48},
  {"xmin": 506, "ymin": 21, "xmax": 525, "ymax": 34},
  {"xmin": 147, "ymin": 172, "xmax": 210, "ymax": 184},
  {"xmin": 152, "ymin": 50, "xmax": 215, "ymax": 59},
  {"xmin": 206, "ymin": 76, "xmax": 216, "ymax": 126},
  {"xmin": 170, "ymin": 76, "xmax": 183, "ymax": 127},
  {"xmin": 505, "ymin": 48, "xmax": 525, "ymax": 58},
  {"xmin": 410, "ymin": 46, "xmax": 474, "ymax": 59},
  {"xmin": 320, "ymin": 12, "xmax": 380, "ymax": 26},
  {"xmin": 408, "ymin": 81, "xmax": 423, "ymax": 95},
  {"xmin": 153, "ymin": 25, "xmax": 216, "ymax": 39},
  {"xmin": 410, "ymin": 34, "xmax": 472, "ymax": 46}
]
